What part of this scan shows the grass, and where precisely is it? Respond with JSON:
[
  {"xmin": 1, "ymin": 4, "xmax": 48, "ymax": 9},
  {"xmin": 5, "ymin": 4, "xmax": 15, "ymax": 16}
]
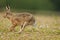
[{"xmin": 0, "ymin": 12, "xmax": 60, "ymax": 40}]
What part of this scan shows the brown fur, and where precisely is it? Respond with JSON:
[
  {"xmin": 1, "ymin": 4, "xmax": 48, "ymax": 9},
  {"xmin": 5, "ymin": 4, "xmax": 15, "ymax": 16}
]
[{"xmin": 3, "ymin": 6, "xmax": 35, "ymax": 33}]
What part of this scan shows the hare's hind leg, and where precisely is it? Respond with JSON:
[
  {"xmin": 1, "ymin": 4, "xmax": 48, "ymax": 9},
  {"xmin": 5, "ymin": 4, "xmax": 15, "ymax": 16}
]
[{"xmin": 18, "ymin": 22, "xmax": 27, "ymax": 33}]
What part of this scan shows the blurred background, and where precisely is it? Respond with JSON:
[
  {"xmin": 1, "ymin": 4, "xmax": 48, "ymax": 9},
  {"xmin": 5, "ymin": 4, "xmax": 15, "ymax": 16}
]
[
  {"xmin": 0, "ymin": 0, "xmax": 60, "ymax": 10},
  {"xmin": 0, "ymin": 0, "xmax": 60, "ymax": 15}
]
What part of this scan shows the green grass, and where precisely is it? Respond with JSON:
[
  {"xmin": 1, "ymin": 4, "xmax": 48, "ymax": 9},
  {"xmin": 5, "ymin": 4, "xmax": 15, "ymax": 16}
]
[{"xmin": 0, "ymin": 12, "xmax": 60, "ymax": 40}]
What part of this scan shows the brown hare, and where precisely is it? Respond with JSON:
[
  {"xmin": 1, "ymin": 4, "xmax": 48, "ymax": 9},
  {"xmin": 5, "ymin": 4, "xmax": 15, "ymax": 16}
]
[{"xmin": 3, "ymin": 6, "xmax": 35, "ymax": 33}]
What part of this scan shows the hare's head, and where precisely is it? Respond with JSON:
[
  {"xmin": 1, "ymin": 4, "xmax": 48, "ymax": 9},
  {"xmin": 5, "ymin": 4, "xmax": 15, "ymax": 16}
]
[
  {"xmin": 3, "ymin": 12, "xmax": 13, "ymax": 18},
  {"xmin": 3, "ymin": 5, "xmax": 12, "ymax": 18}
]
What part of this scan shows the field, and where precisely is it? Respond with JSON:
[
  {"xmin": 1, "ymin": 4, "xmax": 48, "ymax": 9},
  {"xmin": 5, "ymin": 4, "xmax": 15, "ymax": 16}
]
[{"xmin": 0, "ymin": 12, "xmax": 60, "ymax": 40}]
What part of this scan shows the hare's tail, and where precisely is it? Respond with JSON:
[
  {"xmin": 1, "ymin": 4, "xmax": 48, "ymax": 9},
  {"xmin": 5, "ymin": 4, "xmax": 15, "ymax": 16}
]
[{"xmin": 33, "ymin": 20, "xmax": 37, "ymax": 27}]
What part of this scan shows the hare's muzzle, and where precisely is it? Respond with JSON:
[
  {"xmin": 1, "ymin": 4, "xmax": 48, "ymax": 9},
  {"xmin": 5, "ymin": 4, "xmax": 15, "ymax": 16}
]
[{"xmin": 3, "ymin": 13, "xmax": 7, "ymax": 18}]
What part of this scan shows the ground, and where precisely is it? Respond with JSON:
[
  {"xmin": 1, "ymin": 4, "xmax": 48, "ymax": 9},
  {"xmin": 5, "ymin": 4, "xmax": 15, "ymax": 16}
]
[{"xmin": 0, "ymin": 12, "xmax": 60, "ymax": 40}]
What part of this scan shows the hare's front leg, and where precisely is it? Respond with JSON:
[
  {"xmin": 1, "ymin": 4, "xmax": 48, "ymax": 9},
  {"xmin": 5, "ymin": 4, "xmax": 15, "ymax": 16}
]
[
  {"xmin": 18, "ymin": 22, "xmax": 27, "ymax": 33},
  {"xmin": 9, "ymin": 24, "xmax": 17, "ymax": 32}
]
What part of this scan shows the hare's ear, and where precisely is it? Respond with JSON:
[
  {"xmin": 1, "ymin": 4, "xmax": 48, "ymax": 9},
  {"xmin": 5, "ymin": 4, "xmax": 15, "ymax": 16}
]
[
  {"xmin": 6, "ymin": 5, "xmax": 11, "ymax": 14},
  {"xmin": 6, "ymin": 5, "xmax": 10, "ymax": 11}
]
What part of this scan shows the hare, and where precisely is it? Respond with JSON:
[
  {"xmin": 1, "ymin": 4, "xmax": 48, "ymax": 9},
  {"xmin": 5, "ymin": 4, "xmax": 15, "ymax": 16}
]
[{"xmin": 3, "ymin": 6, "xmax": 35, "ymax": 33}]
